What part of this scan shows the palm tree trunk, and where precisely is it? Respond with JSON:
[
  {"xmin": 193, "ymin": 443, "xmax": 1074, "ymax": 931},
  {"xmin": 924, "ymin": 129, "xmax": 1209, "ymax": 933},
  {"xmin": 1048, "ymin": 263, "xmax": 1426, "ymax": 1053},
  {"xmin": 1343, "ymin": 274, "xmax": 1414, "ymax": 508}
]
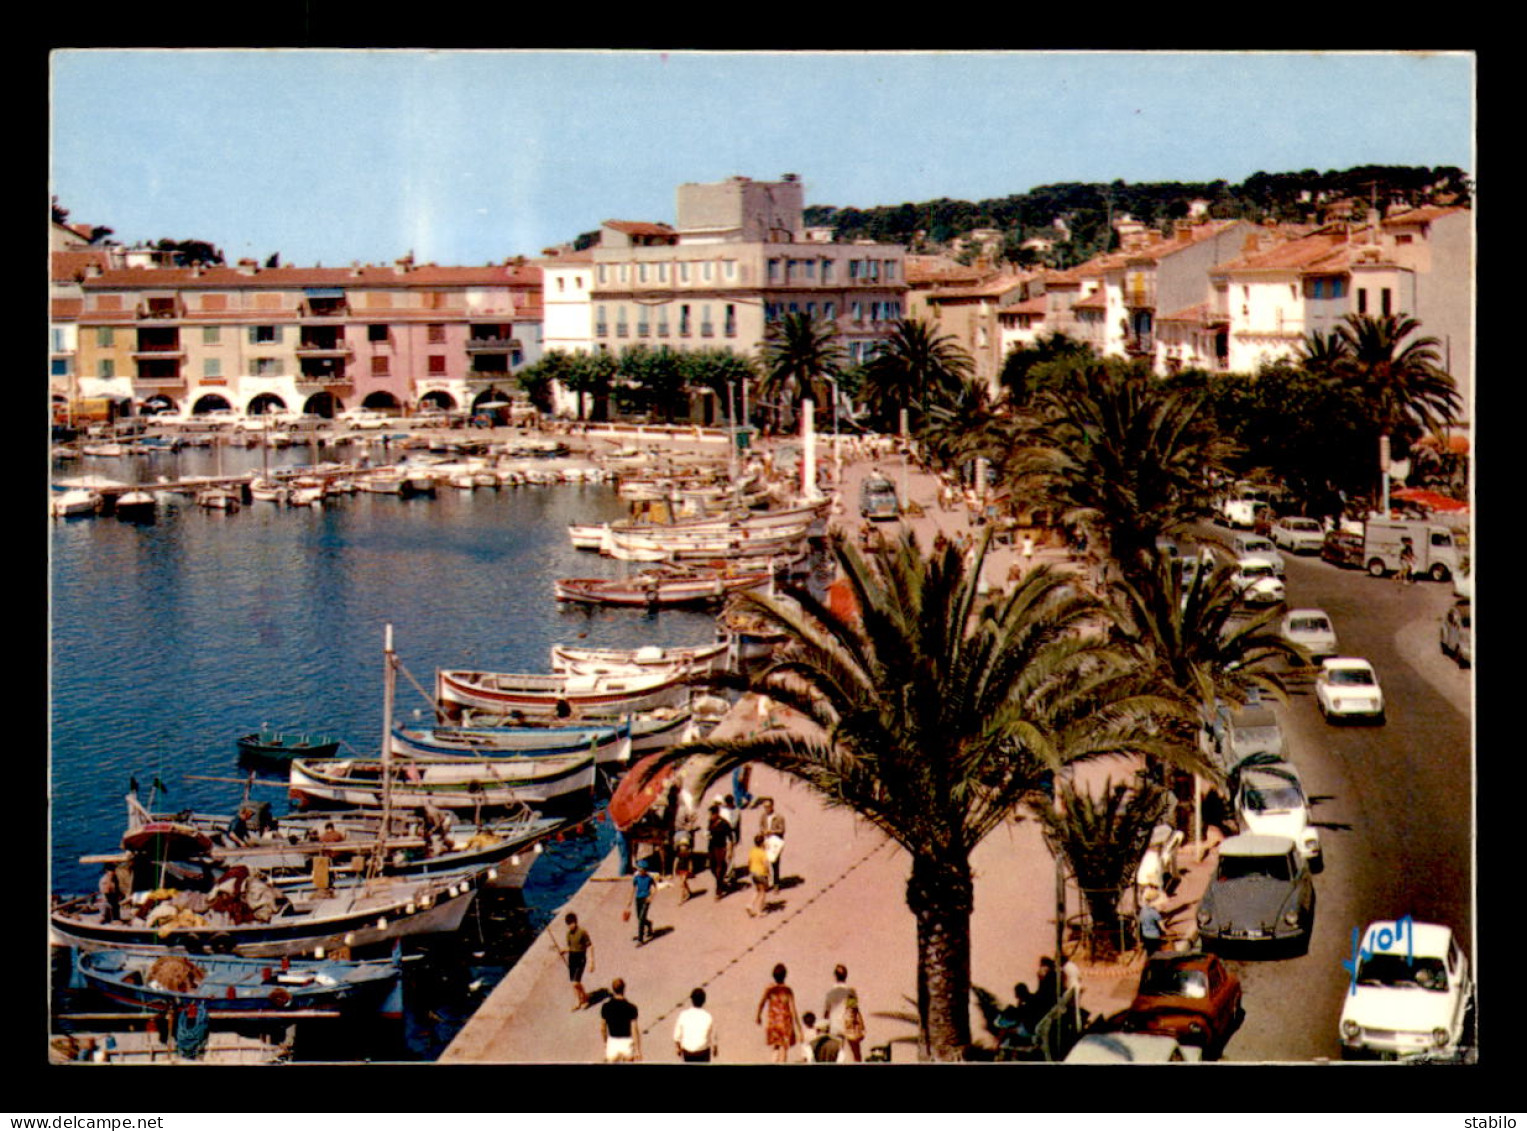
[{"xmin": 907, "ymin": 853, "xmax": 974, "ymax": 1061}]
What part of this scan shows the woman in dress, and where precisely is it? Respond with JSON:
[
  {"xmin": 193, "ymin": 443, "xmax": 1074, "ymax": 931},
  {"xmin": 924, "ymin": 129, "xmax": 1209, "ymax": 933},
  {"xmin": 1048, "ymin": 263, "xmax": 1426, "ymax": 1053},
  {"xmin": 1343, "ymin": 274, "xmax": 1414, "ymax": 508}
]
[{"xmin": 755, "ymin": 962, "xmax": 801, "ymax": 1064}]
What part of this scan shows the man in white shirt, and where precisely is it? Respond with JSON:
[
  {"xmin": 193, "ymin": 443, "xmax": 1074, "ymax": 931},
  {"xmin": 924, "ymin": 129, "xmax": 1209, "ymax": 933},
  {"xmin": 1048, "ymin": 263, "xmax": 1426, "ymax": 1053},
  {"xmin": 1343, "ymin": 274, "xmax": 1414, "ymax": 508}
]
[{"xmin": 673, "ymin": 986, "xmax": 718, "ymax": 1062}]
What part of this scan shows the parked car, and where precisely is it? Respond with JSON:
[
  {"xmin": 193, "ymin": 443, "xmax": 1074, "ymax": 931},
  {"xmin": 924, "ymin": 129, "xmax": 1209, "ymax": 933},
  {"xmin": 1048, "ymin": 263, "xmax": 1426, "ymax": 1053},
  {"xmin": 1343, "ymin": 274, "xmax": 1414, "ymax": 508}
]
[
  {"xmin": 1230, "ymin": 533, "xmax": 1285, "ymax": 575},
  {"xmin": 1196, "ymin": 834, "xmax": 1315, "ymax": 954},
  {"xmin": 1339, "ymin": 920, "xmax": 1473, "ymax": 1060},
  {"xmin": 1321, "ymin": 529, "xmax": 1365, "ymax": 569},
  {"xmin": 1440, "ymin": 599, "xmax": 1471, "ymax": 667},
  {"xmin": 1280, "ymin": 608, "xmax": 1339, "ymax": 664},
  {"xmin": 1118, "ymin": 952, "xmax": 1243, "ymax": 1058},
  {"xmin": 1315, "ymin": 658, "xmax": 1385, "ymax": 724},
  {"xmin": 1234, "ymin": 762, "xmax": 1321, "ymax": 867},
  {"xmin": 1271, "ymin": 516, "xmax": 1326, "ymax": 554},
  {"xmin": 340, "ymin": 409, "xmax": 392, "ymax": 430},
  {"xmin": 860, "ymin": 475, "xmax": 900, "ymax": 522},
  {"xmin": 1063, "ymin": 1031, "xmax": 1203, "ymax": 1063},
  {"xmin": 1222, "ymin": 705, "xmax": 1288, "ymax": 766},
  {"xmin": 1231, "ymin": 558, "xmax": 1285, "ymax": 606}
]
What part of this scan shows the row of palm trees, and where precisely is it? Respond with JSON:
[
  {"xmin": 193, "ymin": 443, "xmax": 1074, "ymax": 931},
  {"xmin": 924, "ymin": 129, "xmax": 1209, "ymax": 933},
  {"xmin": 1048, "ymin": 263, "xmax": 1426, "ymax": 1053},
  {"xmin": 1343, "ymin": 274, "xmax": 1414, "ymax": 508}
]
[{"xmin": 634, "ymin": 308, "xmax": 1460, "ymax": 1060}]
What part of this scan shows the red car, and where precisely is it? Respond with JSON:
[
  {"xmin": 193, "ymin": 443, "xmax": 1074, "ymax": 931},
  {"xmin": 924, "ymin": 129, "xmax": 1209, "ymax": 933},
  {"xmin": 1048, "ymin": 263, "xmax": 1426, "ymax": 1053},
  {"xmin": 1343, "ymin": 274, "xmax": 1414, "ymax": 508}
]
[{"xmin": 1119, "ymin": 953, "xmax": 1244, "ymax": 1058}]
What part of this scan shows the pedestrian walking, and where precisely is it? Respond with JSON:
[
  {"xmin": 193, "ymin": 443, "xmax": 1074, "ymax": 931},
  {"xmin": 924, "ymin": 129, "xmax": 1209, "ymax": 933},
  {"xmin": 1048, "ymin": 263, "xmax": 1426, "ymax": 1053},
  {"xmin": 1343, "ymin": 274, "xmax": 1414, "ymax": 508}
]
[
  {"xmin": 673, "ymin": 986, "xmax": 718, "ymax": 1062},
  {"xmin": 554, "ymin": 911, "xmax": 594, "ymax": 1012},
  {"xmin": 626, "ymin": 858, "xmax": 656, "ymax": 945},
  {"xmin": 759, "ymin": 797, "xmax": 786, "ymax": 889},
  {"xmin": 839, "ymin": 991, "xmax": 866, "ymax": 1062},
  {"xmin": 707, "ymin": 802, "xmax": 734, "ymax": 898},
  {"xmin": 1022, "ymin": 534, "xmax": 1035, "ymax": 571},
  {"xmin": 756, "ymin": 963, "xmax": 802, "ymax": 1064},
  {"xmin": 731, "ymin": 765, "xmax": 754, "ymax": 810},
  {"xmin": 746, "ymin": 834, "xmax": 770, "ymax": 917},
  {"xmin": 1138, "ymin": 897, "xmax": 1166, "ymax": 957},
  {"xmin": 822, "ymin": 964, "xmax": 859, "ymax": 1061},
  {"xmin": 673, "ymin": 819, "xmax": 696, "ymax": 903},
  {"xmin": 1398, "ymin": 538, "xmax": 1416, "ymax": 585},
  {"xmin": 600, "ymin": 977, "xmax": 641, "ymax": 1062}
]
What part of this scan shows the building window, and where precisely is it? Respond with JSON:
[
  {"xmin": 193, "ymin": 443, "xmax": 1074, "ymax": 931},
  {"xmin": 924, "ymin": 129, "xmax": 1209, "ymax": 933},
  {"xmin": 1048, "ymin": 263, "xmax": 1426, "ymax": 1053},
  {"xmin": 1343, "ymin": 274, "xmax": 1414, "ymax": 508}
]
[
  {"xmin": 427, "ymin": 324, "xmax": 446, "ymax": 343},
  {"xmin": 702, "ymin": 261, "xmax": 714, "ymax": 282},
  {"xmin": 1333, "ymin": 279, "xmax": 1347, "ymax": 298},
  {"xmin": 250, "ymin": 325, "xmax": 279, "ymax": 344},
  {"xmin": 806, "ymin": 303, "xmax": 816, "ymax": 320},
  {"xmin": 597, "ymin": 265, "xmax": 608, "ymax": 284},
  {"xmin": 658, "ymin": 263, "xmax": 668, "ymax": 283},
  {"xmin": 204, "ymin": 358, "xmax": 221, "ymax": 379},
  {"xmin": 824, "ymin": 301, "xmax": 836, "ymax": 322},
  {"xmin": 617, "ymin": 264, "xmax": 629, "ymax": 283},
  {"xmin": 99, "ymin": 359, "xmax": 114, "ymax": 379},
  {"xmin": 725, "ymin": 304, "xmax": 736, "ymax": 337},
  {"xmin": 368, "ymin": 324, "xmax": 389, "ymax": 343},
  {"xmin": 427, "ymin": 355, "xmax": 446, "ymax": 375},
  {"xmin": 638, "ymin": 263, "xmax": 648, "ymax": 283},
  {"xmin": 372, "ymin": 356, "xmax": 390, "ymax": 376},
  {"xmin": 822, "ymin": 259, "xmax": 834, "ymax": 284},
  {"xmin": 679, "ymin": 262, "xmax": 690, "ymax": 283},
  {"xmin": 252, "ymin": 358, "xmax": 279, "ymax": 377},
  {"xmin": 202, "ymin": 326, "xmax": 221, "ymax": 345},
  {"xmin": 885, "ymin": 261, "xmax": 897, "ymax": 281},
  {"xmin": 1357, "ymin": 288, "xmax": 1368, "ymax": 314},
  {"xmin": 97, "ymin": 327, "xmax": 114, "ymax": 348},
  {"xmin": 680, "ymin": 304, "xmax": 692, "ymax": 336},
  {"xmin": 723, "ymin": 260, "xmax": 736, "ymax": 280},
  {"xmin": 767, "ymin": 259, "xmax": 779, "ymax": 283},
  {"xmin": 52, "ymin": 358, "xmax": 70, "ymax": 377},
  {"xmin": 851, "ymin": 302, "xmax": 863, "ymax": 323},
  {"xmin": 803, "ymin": 260, "xmax": 816, "ymax": 280},
  {"xmin": 849, "ymin": 260, "xmax": 861, "ymax": 280},
  {"xmin": 556, "ymin": 276, "xmax": 566, "ymax": 292},
  {"xmin": 1381, "ymin": 288, "xmax": 1392, "ymax": 316}
]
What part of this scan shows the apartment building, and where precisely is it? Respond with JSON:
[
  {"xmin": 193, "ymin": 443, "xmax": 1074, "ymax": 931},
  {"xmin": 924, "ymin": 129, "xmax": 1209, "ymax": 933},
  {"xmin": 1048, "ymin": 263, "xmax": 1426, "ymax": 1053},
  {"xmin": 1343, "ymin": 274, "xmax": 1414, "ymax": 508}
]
[
  {"xmin": 71, "ymin": 259, "xmax": 542, "ymax": 418},
  {"xmin": 538, "ymin": 175, "xmax": 907, "ymax": 413}
]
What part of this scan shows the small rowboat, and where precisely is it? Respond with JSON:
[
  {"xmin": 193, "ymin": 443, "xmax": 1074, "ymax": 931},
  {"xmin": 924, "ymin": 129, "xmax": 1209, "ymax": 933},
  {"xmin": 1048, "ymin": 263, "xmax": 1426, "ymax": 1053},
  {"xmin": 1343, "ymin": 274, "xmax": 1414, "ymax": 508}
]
[
  {"xmin": 390, "ymin": 722, "xmax": 631, "ymax": 765},
  {"xmin": 435, "ymin": 666, "xmax": 691, "ymax": 717},
  {"xmin": 549, "ymin": 639, "xmax": 732, "ymax": 676},
  {"xmin": 237, "ymin": 726, "xmax": 342, "ymax": 762},
  {"xmin": 73, "ymin": 947, "xmax": 403, "ymax": 1016}
]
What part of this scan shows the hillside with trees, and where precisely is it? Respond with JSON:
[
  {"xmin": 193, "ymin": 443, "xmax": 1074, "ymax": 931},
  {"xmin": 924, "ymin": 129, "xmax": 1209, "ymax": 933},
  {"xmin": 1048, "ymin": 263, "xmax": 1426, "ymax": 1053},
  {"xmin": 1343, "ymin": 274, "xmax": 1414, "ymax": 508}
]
[{"xmin": 803, "ymin": 165, "xmax": 1471, "ymax": 268}]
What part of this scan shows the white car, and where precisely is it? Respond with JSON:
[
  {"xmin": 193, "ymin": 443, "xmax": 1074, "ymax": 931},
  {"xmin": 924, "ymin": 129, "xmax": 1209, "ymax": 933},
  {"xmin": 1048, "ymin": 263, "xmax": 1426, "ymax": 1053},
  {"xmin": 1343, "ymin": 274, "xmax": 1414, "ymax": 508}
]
[
  {"xmin": 340, "ymin": 409, "xmax": 393, "ymax": 430},
  {"xmin": 1340, "ymin": 920, "xmax": 1473, "ymax": 1059},
  {"xmin": 1440, "ymin": 600, "xmax": 1471, "ymax": 668},
  {"xmin": 1234, "ymin": 762, "xmax": 1321, "ymax": 865},
  {"xmin": 1230, "ymin": 534, "xmax": 1286, "ymax": 576},
  {"xmin": 1280, "ymin": 608, "xmax": 1339, "ymax": 663},
  {"xmin": 1232, "ymin": 558, "xmax": 1285, "ymax": 606},
  {"xmin": 1063, "ymin": 1032, "xmax": 1202, "ymax": 1063},
  {"xmin": 1315, "ymin": 658, "xmax": 1385, "ymax": 724},
  {"xmin": 1271, "ymin": 516, "xmax": 1325, "ymax": 554}
]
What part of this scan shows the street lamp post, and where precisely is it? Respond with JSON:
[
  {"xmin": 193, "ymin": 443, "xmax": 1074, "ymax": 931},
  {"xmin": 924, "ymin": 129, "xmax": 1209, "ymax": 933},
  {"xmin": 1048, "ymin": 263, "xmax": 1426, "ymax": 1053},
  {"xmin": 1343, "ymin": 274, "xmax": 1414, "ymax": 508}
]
[{"xmin": 826, "ymin": 374, "xmax": 841, "ymax": 491}]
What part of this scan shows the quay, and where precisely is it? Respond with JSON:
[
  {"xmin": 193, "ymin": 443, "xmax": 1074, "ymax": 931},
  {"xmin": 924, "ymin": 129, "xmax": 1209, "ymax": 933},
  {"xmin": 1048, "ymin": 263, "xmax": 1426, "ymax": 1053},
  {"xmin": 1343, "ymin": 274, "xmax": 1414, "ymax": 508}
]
[{"xmin": 442, "ymin": 448, "xmax": 1221, "ymax": 1065}]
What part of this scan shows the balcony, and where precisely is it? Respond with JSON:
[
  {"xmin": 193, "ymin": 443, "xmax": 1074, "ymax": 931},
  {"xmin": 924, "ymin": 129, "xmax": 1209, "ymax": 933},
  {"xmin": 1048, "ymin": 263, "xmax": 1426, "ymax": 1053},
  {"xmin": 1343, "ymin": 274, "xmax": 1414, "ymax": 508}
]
[
  {"xmin": 1123, "ymin": 283, "xmax": 1156, "ymax": 309},
  {"xmin": 1124, "ymin": 333, "xmax": 1156, "ymax": 357},
  {"xmin": 466, "ymin": 335, "xmax": 523, "ymax": 352},
  {"xmin": 136, "ymin": 300, "xmax": 183, "ymax": 320},
  {"xmin": 296, "ymin": 341, "xmax": 353, "ymax": 358},
  {"xmin": 131, "ymin": 342, "xmax": 185, "ymax": 359},
  {"xmin": 300, "ymin": 300, "xmax": 351, "ymax": 320}
]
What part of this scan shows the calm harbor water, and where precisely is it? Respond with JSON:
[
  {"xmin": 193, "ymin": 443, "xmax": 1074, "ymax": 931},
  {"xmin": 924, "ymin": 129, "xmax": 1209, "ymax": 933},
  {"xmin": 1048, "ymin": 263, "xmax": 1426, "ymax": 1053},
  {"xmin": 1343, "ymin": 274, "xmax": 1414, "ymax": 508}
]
[{"xmin": 49, "ymin": 441, "xmax": 722, "ymax": 1058}]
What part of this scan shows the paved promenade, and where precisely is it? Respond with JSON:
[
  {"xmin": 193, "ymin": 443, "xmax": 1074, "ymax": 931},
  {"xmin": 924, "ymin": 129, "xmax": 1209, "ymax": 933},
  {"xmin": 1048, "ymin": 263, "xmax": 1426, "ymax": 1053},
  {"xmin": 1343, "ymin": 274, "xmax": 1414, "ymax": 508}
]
[{"xmin": 442, "ymin": 445, "xmax": 1219, "ymax": 1065}]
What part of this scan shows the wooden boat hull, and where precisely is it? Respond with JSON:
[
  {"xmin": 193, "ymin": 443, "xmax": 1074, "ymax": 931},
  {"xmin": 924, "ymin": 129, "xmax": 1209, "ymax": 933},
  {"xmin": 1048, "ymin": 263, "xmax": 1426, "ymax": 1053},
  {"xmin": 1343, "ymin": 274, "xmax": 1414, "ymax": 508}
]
[
  {"xmin": 553, "ymin": 573, "xmax": 768, "ymax": 608},
  {"xmin": 290, "ymin": 752, "xmax": 598, "ymax": 808},
  {"xmin": 237, "ymin": 729, "xmax": 341, "ymax": 762},
  {"xmin": 390, "ymin": 724, "xmax": 629, "ymax": 764},
  {"xmin": 435, "ymin": 666, "xmax": 690, "ymax": 715},
  {"xmin": 549, "ymin": 639, "xmax": 730, "ymax": 676},
  {"xmin": 73, "ymin": 947, "xmax": 402, "ymax": 1014},
  {"xmin": 50, "ymin": 873, "xmax": 480, "ymax": 959}
]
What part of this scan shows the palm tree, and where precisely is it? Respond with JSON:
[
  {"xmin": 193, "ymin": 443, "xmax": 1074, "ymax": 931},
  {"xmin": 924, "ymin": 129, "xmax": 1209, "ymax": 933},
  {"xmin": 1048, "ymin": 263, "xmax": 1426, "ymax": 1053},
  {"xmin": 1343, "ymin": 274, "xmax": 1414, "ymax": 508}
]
[
  {"xmin": 1030, "ymin": 774, "xmax": 1172, "ymax": 960},
  {"xmin": 1296, "ymin": 327, "xmax": 1351, "ymax": 380},
  {"xmin": 916, "ymin": 374, "xmax": 1008, "ymax": 478},
  {"xmin": 860, "ymin": 317, "xmax": 975, "ymax": 432},
  {"xmin": 640, "ymin": 529, "xmax": 1195, "ymax": 1059},
  {"xmin": 756, "ymin": 312, "xmax": 844, "ymax": 433},
  {"xmin": 1335, "ymin": 313, "xmax": 1461, "ymax": 442},
  {"xmin": 1008, "ymin": 364, "xmax": 1237, "ymax": 584}
]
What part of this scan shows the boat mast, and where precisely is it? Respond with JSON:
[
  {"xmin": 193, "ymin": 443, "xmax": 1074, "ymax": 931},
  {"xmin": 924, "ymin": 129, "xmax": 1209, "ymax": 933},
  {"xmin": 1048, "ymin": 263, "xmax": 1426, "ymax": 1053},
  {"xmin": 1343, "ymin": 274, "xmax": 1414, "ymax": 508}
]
[{"xmin": 370, "ymin": 623, "xmax": 397, "ymax": 879}]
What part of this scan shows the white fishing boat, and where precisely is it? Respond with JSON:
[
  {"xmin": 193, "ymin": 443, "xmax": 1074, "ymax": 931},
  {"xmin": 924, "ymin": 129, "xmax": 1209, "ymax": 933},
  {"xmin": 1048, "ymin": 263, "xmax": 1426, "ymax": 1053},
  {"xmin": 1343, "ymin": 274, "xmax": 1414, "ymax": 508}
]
[
  {"xmin": 549, "ymin": 639, "xmax": 732, "ymax": 677},
  {"xmin": 114, "ymin": 490, "xmax": 158, "ymax": 519},
  {"xmin": 435, "ymin": 665, "xmax": 691, "ymax": 717},
  {"xmin": 249, "ymin": 477, "xmax": 289, "ymax": 504},
  {"xmin": 290, "ymin": 751, "xmax": 598, "ymax": 809},
  {"xmin": 196, "ymin": 487, "xmax": 241, "ymax": 512},
  {"xmin": 50, "ymin": 488, "xmax": 100, "ymax": 517}
]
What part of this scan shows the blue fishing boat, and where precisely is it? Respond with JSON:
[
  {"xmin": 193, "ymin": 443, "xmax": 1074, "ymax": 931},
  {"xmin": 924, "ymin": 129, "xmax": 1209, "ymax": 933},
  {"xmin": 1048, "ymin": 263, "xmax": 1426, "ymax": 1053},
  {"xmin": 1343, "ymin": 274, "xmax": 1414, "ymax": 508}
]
[{"xmin": 237, "ymin": 724, "xmax": 341, "ymax": 762}]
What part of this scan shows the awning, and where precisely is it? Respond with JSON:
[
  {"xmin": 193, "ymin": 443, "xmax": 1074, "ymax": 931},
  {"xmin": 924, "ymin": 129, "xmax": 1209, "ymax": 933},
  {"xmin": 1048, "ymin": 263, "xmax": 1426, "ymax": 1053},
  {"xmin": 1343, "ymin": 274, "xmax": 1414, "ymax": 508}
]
[
  {"xmin": 1391, "ymin": 487, "xmax": 1469, "ymax": 514},
  {"xmin": 304, "ymin": 287, "xmax": 345, "ymax": 299}
]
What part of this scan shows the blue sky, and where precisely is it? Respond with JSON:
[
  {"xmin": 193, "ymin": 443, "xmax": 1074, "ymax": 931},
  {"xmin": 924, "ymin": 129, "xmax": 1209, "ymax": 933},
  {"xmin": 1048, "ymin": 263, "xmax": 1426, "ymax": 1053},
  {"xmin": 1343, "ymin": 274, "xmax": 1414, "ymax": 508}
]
[{"xmin": 49, "ymin": 49, "xmax": 1475, "ymax": 268}]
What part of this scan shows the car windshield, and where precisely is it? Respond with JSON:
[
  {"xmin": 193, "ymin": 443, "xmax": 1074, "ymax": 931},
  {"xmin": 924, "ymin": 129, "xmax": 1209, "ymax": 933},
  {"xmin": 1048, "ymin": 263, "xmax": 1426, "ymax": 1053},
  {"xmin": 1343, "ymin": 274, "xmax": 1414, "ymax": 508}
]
[
  {"xmin": 1139, "ymin": 965, "xmax": 1210, "ymax": 999},
  {"xmin": 1218, "ymin": 852, "xmax": 1292, "ymax": 882},
  {"xmin": 1356, "ymin": 953, "xmax": 1449, "ymax": 992},
  {"xmin": 1241, "ymin": 565, "xmax": 1273, "ymax": 579},
  {"xmin": 1231, "ymin": 726, "xmax": 1281, "ymax": 749},
  {"xmin": 1244, "ymin": 785, "xmax": 1302, "ymax": 811},
  {"xmin": 1243, "ymin": 539, "xmax": 1275, "ymax": 553},
  {"xmin": 1288, "ymin": 520, "xmax": 1320, "ymax": 532},
  {"xmin": 1328, "ymin": 668, "xmax": 1374, "ymax": 686},
  {"xmin": 1290, "ymin": 617, "xmax": 1331, "ymax": 634}
]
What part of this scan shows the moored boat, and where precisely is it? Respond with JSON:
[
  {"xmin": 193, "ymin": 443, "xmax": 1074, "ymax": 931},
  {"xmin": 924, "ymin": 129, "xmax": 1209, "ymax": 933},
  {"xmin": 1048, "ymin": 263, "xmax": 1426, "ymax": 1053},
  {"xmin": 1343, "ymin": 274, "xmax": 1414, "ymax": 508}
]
[
  {"xmin": 549, "ymin": 639, "xmax": 731, "ymax": 677},
  {"xmin": 236, "ymin": 725, "xmax": 342, "ymax": 762},
  {"xmin": 435, "ymin": 664, "xmax": 691, "ymax": 716},
  {"xmin": 553, "ymin": 570, "xmax": 769, "ymax": 608},
  {"xmin": 289, "ymin": 751, "xmax": 597, "ymax": 809}
]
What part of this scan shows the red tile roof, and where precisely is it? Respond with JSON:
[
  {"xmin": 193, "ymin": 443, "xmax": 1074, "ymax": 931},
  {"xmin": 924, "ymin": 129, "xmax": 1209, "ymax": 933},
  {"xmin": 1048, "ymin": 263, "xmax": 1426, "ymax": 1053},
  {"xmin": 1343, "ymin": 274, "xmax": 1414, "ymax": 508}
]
[
  {"xmin": 1072, "ymin": 290, "xmax": 1107, "ymax": 310},
  {"xmin": 603, "ymin": 221, "xmax": 677, "ymax": 237},
  {"xmin": 51, "ymin": 297, "xmax": 83, "ymax": 319},
  {"xmin": 1000, "ymin": 295, "xmax": 1047, "ymax": 316},
  {"xmin": 923, "ymin": 271, "xmax": 1030, "ymax": 302},
  {"xmin": 1216, "ymin": 230, "xmax": 1354, "ymax": 274},
  {"xmin": 80, "ymin": 262, "xmax": 542, "ymax": 290},
  {"xmin": 1158, "ymin": 302, "xmax": 1211, "ymax": 324},
  {"xmin": 1381, "ymin": 205, "xmax": 1469, "ymax": 228},
  {"xmin": 52, "ymin": 249, "xmax": 112, "ymax": 282}
]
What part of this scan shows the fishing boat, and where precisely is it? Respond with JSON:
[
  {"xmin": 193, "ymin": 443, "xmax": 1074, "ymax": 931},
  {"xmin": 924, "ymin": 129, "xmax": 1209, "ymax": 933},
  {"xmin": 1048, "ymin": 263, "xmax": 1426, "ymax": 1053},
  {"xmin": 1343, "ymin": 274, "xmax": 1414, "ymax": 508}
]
[
  {"xmin": 549, "ymin": 639, "xmax": 732, "ymax": 677},
  {"xmin": 236, "ymin": 725, "xmax": 342, "ymax": 762},
  {"xmin": 50, "ymin": 1027, "xmax": 294, "ymax": 1065},
  {"xmin": 450, "ymin": 704, "xmax": 701, "ymax": 756},
  {"xmin": 435, "ymin": 664, "xmax": 691, "ymax": 716},
  {"xmin": 390, "ymin": 721, "xmax": 630, "ymax": 764},
  {"xmin": 72, "ymin": 946, "xmax": 404, "ymax": 1016},
  {"xmin": 248, "ymin": 477, "xmax": 290, "ymax": 505},
  {"xmin": 113, "ymin": 490, "xmax": 158, "ymax": 519},
  {"xmin": 553, "ymin": 570, "xmax": 769, "ymax": 608},
  {"xmin": 49, "ymin": 867, "xmax": 484, "ymax": 959},
  {"xmin": 289, "ymin": 750, "xmax": 597, "ymax": 809},
  {"xmin": 117, "ymin": 780, "xmax": 565, "ymax": 890},
  {"xmin": 196, "ymin": 486, "xmax": 241, "ymax": 512},
  {"xmin": 50, "ymin": 488, "xmax": 100, "ymax": 518}
]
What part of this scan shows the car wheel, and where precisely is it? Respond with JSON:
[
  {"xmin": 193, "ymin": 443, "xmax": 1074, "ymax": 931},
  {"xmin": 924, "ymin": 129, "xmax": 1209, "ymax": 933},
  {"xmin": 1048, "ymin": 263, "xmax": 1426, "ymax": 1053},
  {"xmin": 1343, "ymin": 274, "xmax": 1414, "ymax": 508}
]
[
  {"xmin": 1367, "ymin": 558, "xmax": 1387, "ymax": 578},
  {"xmin": 1429, "ymin": 562, "xmax": 1450, "ymax": 583}
]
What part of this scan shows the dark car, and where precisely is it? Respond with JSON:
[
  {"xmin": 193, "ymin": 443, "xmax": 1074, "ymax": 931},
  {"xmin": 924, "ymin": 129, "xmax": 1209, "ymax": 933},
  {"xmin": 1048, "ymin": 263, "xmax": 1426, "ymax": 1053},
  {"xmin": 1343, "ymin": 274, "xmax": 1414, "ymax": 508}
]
[
  {"xmin": 1119, "ymin": 952, "xmax": 1244, "ymax": 1058},
  {"xmin": 1321, "ymin": 530, "xmax": 1364, "ymax": 569},
  {"xmin": 1195, "ymin": 834, "xmax": 1316, "ymax": 955}
]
